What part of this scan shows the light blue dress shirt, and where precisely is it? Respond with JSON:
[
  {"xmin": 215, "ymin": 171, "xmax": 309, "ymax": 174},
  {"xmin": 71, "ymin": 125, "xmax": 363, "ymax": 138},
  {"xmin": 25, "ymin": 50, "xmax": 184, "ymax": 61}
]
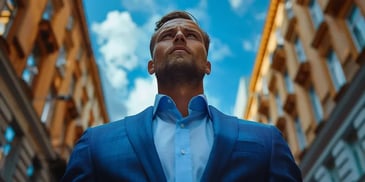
[{"xmin": 152, "ymin": 94, "xmax": 214, "ymax": 182}]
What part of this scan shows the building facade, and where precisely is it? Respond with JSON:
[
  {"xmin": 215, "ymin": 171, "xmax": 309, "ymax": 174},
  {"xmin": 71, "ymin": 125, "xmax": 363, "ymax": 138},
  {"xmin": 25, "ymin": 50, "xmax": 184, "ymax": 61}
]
[
  {"xmin": 0, "ymin": 0, "xmax": 108, "ymax": 181},
  {"xmin": 244, "ymin": 0, "xmax": 365, "ymax": 181}
]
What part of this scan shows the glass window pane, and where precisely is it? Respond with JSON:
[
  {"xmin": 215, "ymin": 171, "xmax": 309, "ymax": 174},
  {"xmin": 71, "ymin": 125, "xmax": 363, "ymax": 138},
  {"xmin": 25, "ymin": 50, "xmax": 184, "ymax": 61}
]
[
  {"xmin": 326, "ymin": 51, "xmax": 346, "ymax": 91},
  {"xmin": 42, "ymin": 0, "xmax": 53, "ymax": 20},
  {"xmin": 276, "ymin": 93, "xmax": 283, "ymax": 116},
  {"xmin": 5, "ymin": 126, "xmax": 15, "ymax": 142},
  {"xmin": 295, "ymin": 37, "xmax": 307, "ymax": 62},
  {"xmin": 285, "ymin": 71, "xmax": 294, "ymax": 93},
  {"xmin": 309, "ymin": 0, "xmax": 323, "ymax": 29},
  {"xmin": 347, "ymin": 6, "xmax": 365, "ymax": 50},
  {"xmin": 295, "ymin": 117, "xmax": 306, "ymax": 150},
  {"xmin": 27, "ymin": 165, "xmax": 34, "ymax": 177},
  {"xmin": 3, "ymin": 143, "xmax": 11, "ymax": 156},
  {"xmin": 309, "ymin": 86, "xmax": 323, "ymax": 122},
  {"xmin": 285, "ymin": 0, "xmax": 294, "ymax": 19},
  {"xmin": 0, "ymin": 0, "xmax": 17, "ymax": 36}
]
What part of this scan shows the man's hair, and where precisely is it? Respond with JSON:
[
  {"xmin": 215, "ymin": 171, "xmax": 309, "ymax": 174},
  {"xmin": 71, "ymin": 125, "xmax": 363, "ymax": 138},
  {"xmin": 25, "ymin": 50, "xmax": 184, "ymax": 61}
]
[{"xmin": 149, "ymin": 11, "xmax": 210, "ymax": 57}]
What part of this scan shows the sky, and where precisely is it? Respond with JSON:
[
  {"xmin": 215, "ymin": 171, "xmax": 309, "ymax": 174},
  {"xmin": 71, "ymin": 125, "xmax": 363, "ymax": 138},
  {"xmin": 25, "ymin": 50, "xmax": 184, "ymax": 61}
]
[{"xmin": 83, "ymin": 0, "xmax": 270, "ymax": 121}]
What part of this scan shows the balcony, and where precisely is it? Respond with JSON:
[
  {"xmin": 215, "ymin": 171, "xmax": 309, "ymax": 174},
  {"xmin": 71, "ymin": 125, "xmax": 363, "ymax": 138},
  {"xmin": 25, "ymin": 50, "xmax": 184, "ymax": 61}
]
[
  {"xmin": 64, "ymin": 96, "xmax": 79, "ymax": 120},
  {"xmin": 311, "ymin": 21, "xmax": 329, "ymax": 54},
  {"xmin": 294, "ymin": 61, "xmax": 311, "ymax": 86},
  {"xmin": 38, "ymin": 19, "xmax": 58, "ymax": 53},
  {"xmin": 283, "ymin": 93, "xmax": 296, "ymax": 116},
  {"xmin": 0, "ymin": 36, "xmax": 10, "ymax": 55},
  {"xmin": 267, "ymin": 70, "xmax": 277, "ymax": 92},
  {"xmin": 323, "ymin": 0, "xmax": 347, "ymax": 16},
  {"xmin": 276, "ymin": 116, "xmax": 286, "ymax": 133},
  {"xmin": 283, "ymin": 6, "xmax": 297, "ymax": 41},
  {"xmin": 64, "ymin": 29, "xmax": 74, "ymax": 49},
  {"xmin": 296, "ymin": 0, "xmax": 310, "ymax": 5},
  {"xmin": 356, "ymin": 46, "xmax": 365, "ymax": 65},
  {"xmin": 270, "ymin": 44, "xmax": 286, "ymax": 73},
  {"xmin": 257, "ymin": 94, "xmax": 270, "ymax": 116}
]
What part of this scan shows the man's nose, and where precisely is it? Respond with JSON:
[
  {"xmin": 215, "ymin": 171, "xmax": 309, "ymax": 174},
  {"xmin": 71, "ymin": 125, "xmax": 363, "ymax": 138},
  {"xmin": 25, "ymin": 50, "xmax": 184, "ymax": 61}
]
[{"xmin": 174, "ymin": 30, "xmax": 186, "ymax": 43}]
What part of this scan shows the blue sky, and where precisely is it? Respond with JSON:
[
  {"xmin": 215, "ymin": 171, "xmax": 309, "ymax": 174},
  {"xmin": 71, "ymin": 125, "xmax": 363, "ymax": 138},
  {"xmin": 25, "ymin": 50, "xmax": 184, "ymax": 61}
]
[{"xmin": 84, "ymin": 0, "xmax": 269, "ymax": 121}]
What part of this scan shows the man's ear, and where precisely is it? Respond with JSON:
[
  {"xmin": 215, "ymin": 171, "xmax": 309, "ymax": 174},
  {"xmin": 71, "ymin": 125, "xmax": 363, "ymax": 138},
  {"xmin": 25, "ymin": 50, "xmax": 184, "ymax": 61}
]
[
  {"xmin": 148, "ymin": 60, "xmax": 155, "ymax": 74},
  {"xmin": 205, "ymin": 61, "xmax": 211, "ymax": 75}
]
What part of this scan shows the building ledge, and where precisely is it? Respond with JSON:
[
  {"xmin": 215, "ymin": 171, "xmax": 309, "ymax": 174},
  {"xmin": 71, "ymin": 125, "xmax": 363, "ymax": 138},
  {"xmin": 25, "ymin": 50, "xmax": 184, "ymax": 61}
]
[
  {"xmin": 38, "ymin": 19, "xmax": 58, "ymax": 54},
  {"xmin": 294, "ymin": 61, "xmax": 311, "ymax": 87},
  {"xmin": 271, "ymin": 44, "xmax": 286, "ymax": 73},
  {"xmin": 283, "ymin": 93, "xmax": 296, "ymax": 116},
  {"xmin": 311, "ymin": 21, "xmax": 329, "ymax": 55}
]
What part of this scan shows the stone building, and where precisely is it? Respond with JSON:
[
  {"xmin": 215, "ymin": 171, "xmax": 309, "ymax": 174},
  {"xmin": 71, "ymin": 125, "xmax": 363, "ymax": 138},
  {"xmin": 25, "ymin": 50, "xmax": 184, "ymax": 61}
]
[
  {"xmin": 244, "ymin": 0, "xmax": 365, "ymax": 181},
  {"xmin": 0, "ymin": 0, "xmax": 108, "ymax": 181}
]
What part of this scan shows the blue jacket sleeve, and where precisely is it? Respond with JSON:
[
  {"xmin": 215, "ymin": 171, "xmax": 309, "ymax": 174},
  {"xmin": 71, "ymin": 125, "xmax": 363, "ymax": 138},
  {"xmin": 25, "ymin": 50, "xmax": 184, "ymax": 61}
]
[
  {"xmin": 61, "ymin": 129, "xmax": 95, "ymax": 182},
  {"xmin": 269, "ymin": 126, "xmax": 302, "ymax": 182}
]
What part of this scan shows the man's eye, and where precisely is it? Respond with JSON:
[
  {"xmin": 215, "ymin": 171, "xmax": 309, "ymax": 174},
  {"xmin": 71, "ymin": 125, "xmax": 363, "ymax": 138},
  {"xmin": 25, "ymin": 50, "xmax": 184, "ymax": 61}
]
[
  {"xmin": 186, "ymin": 33, "xmax": 198, "ymax": 39},
  {"xmin": 161, "ymin": 34, "xmax": 173, "ymax": 40}
]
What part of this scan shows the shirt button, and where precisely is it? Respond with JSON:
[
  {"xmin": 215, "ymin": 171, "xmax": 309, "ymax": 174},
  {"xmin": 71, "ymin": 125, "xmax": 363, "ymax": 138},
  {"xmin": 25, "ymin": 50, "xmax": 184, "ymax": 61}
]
[
  {"xmin": 180, "ymin": 123, "xmax": 185, "ymax": 128},
  {"xmin": 181, "ymin": 149, "xmax": 186, "ymax": 155}
]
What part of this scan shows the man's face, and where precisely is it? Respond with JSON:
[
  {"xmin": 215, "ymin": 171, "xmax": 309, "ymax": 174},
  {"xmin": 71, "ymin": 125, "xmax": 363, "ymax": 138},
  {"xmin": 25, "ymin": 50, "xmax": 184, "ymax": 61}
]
[{"xmin": 148, "ymin": 18, "xmax": 211, "ymax": 85}]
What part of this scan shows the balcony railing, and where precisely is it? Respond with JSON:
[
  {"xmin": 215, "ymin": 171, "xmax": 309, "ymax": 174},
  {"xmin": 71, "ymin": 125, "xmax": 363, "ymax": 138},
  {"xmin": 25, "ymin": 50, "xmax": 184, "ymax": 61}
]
[{"xmin": 271, "ymin": 44, "xmax": 286, "ymax": 73}]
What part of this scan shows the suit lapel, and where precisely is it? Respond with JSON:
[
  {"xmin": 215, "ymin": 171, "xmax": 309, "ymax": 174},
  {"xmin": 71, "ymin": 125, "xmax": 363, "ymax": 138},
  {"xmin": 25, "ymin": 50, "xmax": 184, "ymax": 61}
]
[
  {"xmin": 125, "ymin": 107, "xmax": 166, "ymax": 182},
  {"xmin": 201, "ymin": 106, "xmax": 238, "ymax": 181}
]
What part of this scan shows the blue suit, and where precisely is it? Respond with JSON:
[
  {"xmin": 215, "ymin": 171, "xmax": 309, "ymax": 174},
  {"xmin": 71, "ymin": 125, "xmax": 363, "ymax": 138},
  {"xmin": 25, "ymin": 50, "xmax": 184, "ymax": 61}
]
[{"xmin": 62, "ymin": 106, "xmax": 302, "ymax": 181}]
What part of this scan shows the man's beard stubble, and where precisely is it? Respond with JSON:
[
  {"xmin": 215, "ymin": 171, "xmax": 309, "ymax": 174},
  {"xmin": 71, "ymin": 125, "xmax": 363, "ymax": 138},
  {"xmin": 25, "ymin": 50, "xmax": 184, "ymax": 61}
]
[{"xmin": 155, "ymin": 59, "xmax": 205, "ymax": 88}]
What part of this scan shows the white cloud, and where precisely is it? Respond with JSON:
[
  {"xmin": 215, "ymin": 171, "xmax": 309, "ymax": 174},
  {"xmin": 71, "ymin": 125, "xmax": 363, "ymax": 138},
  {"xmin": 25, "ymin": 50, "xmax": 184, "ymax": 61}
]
[
  {"xmin": 92, "ymin": 11, "xmax": 141, "ymax": 71},
  {"xmin": 243, "ymin": 40, "xmax": 254, "ymax": 51},
  {"xmin": 228, "ymin": 0, "xmax": 254, "ymax": 16},
  {"xmin": 121, "ymin": 0, "xmax": 157, "ymax": 13},
  {"xmin": 91, "ymin": 11, "xmax": 152, "ymax": 89},
  {"xmin": 255, "ymin": 11, "xmax": 267, "ymax": 20},
  {"xmin": 186, "ymin": 0, "xmax": 210, "ymax": 29},
  {"xmin": 105, "ymin": 65, "xmax": 129, "ymax": 90},
  {"xmin": 242, "ymin": 34, "xmax": 261, "ymax": 52},
  {"xmin": 209, "ymin": 38, "xmax": 232, "ymax": 62},
  {"xmin": 125, "ymin": 77, "xmax": 158, "ymax": 115},
  {"xmin": 229, "ymin": 0, "xmax": 242, "ymax": 9}
]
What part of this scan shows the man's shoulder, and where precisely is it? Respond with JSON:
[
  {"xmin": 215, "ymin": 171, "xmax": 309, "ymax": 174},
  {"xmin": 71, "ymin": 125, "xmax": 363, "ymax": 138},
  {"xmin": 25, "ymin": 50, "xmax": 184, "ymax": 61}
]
[
  {"xmin": 90, "ymin": 106, "xmax": 154, "ymax": 132},
  {"xmin": 209, "ymin": 105, "xmax": 273, "ymax": 129}
]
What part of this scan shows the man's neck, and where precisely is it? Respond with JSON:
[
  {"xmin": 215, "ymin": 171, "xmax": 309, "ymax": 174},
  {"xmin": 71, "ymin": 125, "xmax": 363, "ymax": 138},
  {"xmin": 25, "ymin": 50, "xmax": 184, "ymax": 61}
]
[{"xmin": 158, "ymin": 83, "xmax": 204, "ymax": 117}]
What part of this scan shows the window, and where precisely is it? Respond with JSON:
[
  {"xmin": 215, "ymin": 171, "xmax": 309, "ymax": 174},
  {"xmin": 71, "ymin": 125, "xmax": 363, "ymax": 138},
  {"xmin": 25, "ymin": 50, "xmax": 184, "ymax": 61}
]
[
  {"xmin": 314, "ymin": 166, "xmax": 333, "ymax": 182},
  {"xmin": 294, "ymin": 116, "xmax": 306, "ymax": 151},
  {"xmin": 326, "ymin": 50, "xmax": 346, "ymax": 91},
  {"xmin": 66, "ymin": 15, "xmax": 74, "ymax": 31},
  {"xmin": 0, "ymin": 126, "xmax": 15, "ymax": 156},
  {"xmin": 285, "ymin": 0, "xmax": 294, "ymax": 19},
  {"xmin": 346, "ymin": 6, "xmax": 365, "ymax": 51},
  {"xmin": 332, "ymin": 140, "xmax": 363, "ymax": 181},
  {"xmin": 276, "ymin": 29, "xmax": 284, "ymax": 46},
  {"xmin": 294, "ymin": 37, "xmax": 307, "ymax": 62},
  {"xmin": 275, "ymin": 93, "xmax": 284, "ymax": 116},
  {"xmin": 56, "ymin": 45, "xmax": 67, "ymax": 77},
  {"xmin": 284, "ymin": 71, "xmax": 294, "ymax": 93},
  {"xmin": 0, "ymin": 0, "xmax": 17, "ymax": 37},
  {"xmin": 262, "ymin": 77, "xmax": 269, "ymax": 96},
  {"xmin": 309, "ymin": 0, "xmax": 324, "ymax": 29},
  {"xmin": 309, "ymin": 86, "xmax": 323, "ymax": 123},
  {"xmin": 42, "ymin": 0, "xmax": 53, "ymax": 20},
  {"xmin": 76, "ymin": 46, "xmax": 83, "ymax": 61},
  {"xmin": 40, "ymin": 86, "xmax": 56, "ymax": 123},
  {"xmin": 22, "ymin": 48, "xmax": 40, "ymax": 86},
  {"xmin": 26, "ymin": 165, "xmax": 34, "ymax": 177}
]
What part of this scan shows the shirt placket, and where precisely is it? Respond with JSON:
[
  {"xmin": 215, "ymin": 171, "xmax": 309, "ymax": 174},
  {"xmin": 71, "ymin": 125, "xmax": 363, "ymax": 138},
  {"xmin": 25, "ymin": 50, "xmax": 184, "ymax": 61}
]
[{"xmin": 175, "ymin": 119, "xmax": 193, "ymax": 182}]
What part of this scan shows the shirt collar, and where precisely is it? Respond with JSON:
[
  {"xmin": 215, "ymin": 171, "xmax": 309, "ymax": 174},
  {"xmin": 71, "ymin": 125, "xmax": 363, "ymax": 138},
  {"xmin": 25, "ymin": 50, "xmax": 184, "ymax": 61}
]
[{"xmin": 153, "ymin": 94, "xmax": 212, "ymax": 119}]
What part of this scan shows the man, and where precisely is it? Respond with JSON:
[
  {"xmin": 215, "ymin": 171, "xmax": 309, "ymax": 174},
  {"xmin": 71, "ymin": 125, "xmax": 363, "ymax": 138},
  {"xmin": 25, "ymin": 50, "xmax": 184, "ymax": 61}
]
[{"xmin": 62, "ymin": 11, "xmax": 302, "ymax": 182}]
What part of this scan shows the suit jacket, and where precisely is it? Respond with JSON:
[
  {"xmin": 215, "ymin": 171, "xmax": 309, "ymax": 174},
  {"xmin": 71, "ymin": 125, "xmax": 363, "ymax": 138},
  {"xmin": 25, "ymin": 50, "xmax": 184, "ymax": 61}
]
[{"xmin": 62, "ymin": 106, "xmax": 302, "ymax": 182}]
